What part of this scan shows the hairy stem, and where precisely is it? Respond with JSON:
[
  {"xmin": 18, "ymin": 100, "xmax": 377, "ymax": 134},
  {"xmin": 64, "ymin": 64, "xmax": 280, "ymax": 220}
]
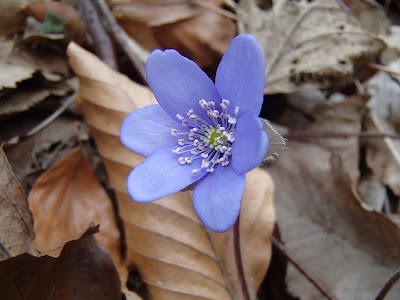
[
  {"xmin": 233, "ymin": 218, "xmax": 250, "ymax": 300},
  {"xmin": 375, "ymin": 268, "xmax": 400, "ymax": 300},
  {"xmin": 272, "ymin": 236, "xmax": 339, "ymax": 300}
]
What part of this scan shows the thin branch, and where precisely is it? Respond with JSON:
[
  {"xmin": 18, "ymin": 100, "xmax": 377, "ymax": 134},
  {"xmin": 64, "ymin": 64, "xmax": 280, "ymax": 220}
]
[
  {"xmin": 96, "ymin": 0, "xmax": 148, "ymax": 84},
  {"xmin": 25, "ymin": 93, "xmax": 76, "ymax": 137},
  {"xmin": 77, "ymin": 0, "xmax": 117, "ymax": 69},
  {"xmin": 233, "ymin": 218, "xmax": 250, "ymax": 300},
  {"xmin": 272, "ymin": 236, "xmax": 339, "ymax": 300},
  {"xmin": 369, "ymin": 63, "xmax": 400, "ymax": 76},
  {"xmin": 375, "ymin": 269, "xmax": 400, "ymax": 300},
  {"xmin": 287, "ymin": 131, "xmax": 400, "ymax": 140}
]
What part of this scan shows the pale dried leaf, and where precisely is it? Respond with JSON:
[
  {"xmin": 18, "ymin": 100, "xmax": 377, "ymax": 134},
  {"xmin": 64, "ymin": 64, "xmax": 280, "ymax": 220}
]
[
  {"xmin": 0, "ymin": 146, "xmax": 36, "ymax": 260},
  {"xmin": 342, "ymin": 0, "xmax": 390, "ymax": 35},
  {"xmin": 0, "ymin": 62, "xmax": 35, "ymax": 89},
  {"xmin": 261, "ymin": 118, "xmax": 286, "ymax": 161},
  {"xmin": 238, "ymin": 0, "xmax": 386, "ymax": 94},
  {"xmin": 365, "ymin": 111, "xmax": 400, "ymax": 197},
  {"xmin": 67, "ymin": 42, "xmax": 275, "ymax": 299},
  {"xmin": 358, "ymin": 173, "xmax": 387, "ymax": 211},
  {"xmin": 381, "ymin": 25, "xmax": 400, "ymax": 54},
  {"xmin": 366, "ymin": 58, "xmax": 400, "ymax": 125},
  {"xmin": 267, "ymin": 142, "xmax": 400, "ymax": 299}
]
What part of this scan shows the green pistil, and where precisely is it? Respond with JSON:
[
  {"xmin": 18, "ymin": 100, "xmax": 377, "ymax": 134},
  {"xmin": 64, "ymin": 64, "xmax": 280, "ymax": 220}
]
[{"xmin": 205, "ymin": 127, "xmax": 226, "ymax": 146}]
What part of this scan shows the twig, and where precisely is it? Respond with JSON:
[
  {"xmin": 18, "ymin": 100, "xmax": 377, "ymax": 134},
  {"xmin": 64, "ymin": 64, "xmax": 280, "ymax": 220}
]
[
  {"xmin": 233, "ymin": 218, "xmax": 250, "ymax": 300},
  {"xmin": 25, "ymin": 93, "xmax": 76, "ymax": 137},
  {"xmin": 287, "ymin": 131, "xmax": 400, "ymax": 140},
  {"xmin": 96, "ymin": 0, "xmax": 148, "ymax": 84},
  {"xmin": 375, "ymin": 269, "xmax": 400, "ymax": 300},
  {"xmin": 193, "ymin": 0, "xmax": 237, "ymax": 20},
  {"xmin": 272, "ymin": 236, "xmax": 339, "ymax": 300},
  {"xmin": 77, "ymin": 0, "xmax": 117, "ymax": 70},
  {"xmin": 368, "ymin": 63, "xmax": 400, "ymax": 76}
]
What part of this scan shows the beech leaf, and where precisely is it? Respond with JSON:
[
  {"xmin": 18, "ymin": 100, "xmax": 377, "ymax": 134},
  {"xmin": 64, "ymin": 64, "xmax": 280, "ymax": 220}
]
[
  {"xmin": 28, "ymin": 148, "xmax": 126, "ymax": 286},
  {"xmin": 67, "ymin": 42, "xmax": 275, "ymax": 299},
  {"xmin": 238, "ymin": 0, "xmax": 386, "ymax": 94}
]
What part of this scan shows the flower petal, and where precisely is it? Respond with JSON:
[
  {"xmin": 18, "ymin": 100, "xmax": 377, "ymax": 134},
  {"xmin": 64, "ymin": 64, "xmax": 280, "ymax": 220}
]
[
  {"xmin": 146, "ymin": 49, "xmax": 221, "ymax": 122},
  {"xmin": 127, "ymin": 145, "xmax": 207, "ymax": 202},
  {"xmin": 231, "ymin": 112, "xmax": 268, "ymax": 174},
  {"xmin": 193, "ymin": 165, "xmax": 245, "ymax": 232},
  {"xmin": 120, "ymin": 104, "xmax": 188, "ymax": 157},
  {"xmin": 215, "ymin": 34, "xmax": 265, "ymax": 115}
]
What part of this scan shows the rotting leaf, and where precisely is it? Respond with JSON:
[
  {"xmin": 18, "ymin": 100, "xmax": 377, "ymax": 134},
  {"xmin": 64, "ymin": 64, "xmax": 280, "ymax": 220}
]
[
  {"xmin": 28, "ymin": 148, "xmax": 126, "ymax": 286},
  {"xmin": 238, "ymin": 0, "xmax": 386, "ymax": 94},
  {"xmin": 0, "ymin": 226, "xmax": 122, "ymax": 300},
  {"xmin": 67, "ymin": 42, "xmax": 275, "ymax": 299},
  {"xmin": 0, "ymin": 145, "xmax": 36, "ymax": 260}
]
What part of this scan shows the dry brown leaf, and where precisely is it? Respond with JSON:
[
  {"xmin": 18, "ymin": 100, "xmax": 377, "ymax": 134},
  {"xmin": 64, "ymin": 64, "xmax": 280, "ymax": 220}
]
[
  {"xmin": 267, "ymin": 142, "xmax": 400, "ymax": 299},
  {"xmin": 238, "ymin": 0, "xmax": 386, "ymax": 94},
  {"xmin": 28, "ymin": 148, "xmax": 126, "ymax": 282},
  {"xmin": 109, "ymin": 0, "xmax": 236, "ymax": 68},
  {"xmin": 67, "ymin": 42, "xmax": 275, "ymax": 299},
  {"xmin": 0, "ymin": 226, "xmax": 122, "ymax": 300},
  {"xmin": 0, "ymin": 0, "xmax": 28, "ymax": 36},
  {"xmin": 0, "ymin": 145, "xmax": 36, "ymax": 259}
]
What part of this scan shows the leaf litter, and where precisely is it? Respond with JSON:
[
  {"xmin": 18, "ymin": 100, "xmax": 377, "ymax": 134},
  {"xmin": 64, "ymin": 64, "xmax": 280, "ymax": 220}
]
[{"xmin": 1, "ymin": 0, "xmax": 400, "ymax": 299}]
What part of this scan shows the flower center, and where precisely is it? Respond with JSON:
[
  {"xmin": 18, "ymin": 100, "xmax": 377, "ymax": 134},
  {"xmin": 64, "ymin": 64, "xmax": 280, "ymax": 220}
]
[{"xmin": 170, "ymin": 99, "xmax": 239, "ymax": 174}]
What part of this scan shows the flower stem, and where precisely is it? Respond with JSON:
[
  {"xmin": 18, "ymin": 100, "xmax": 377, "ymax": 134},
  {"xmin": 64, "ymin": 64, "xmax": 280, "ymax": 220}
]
[
  {"xmin": 233, "ymin": 218, "xmax": 250, "ymax": 300},
  {"xmin": 375, "ymin": 268, "xmax": 400, "ymax": 300}
]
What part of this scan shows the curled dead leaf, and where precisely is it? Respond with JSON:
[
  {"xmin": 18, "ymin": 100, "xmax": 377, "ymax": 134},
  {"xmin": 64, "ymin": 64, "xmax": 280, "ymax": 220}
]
[{"xmin": 28, "ymin": 148, "xmax": 126, "ymax": 286}]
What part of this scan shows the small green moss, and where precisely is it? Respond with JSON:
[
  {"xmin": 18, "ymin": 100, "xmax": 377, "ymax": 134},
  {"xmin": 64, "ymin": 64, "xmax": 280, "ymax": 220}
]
[{"xmin": 39, "ymin": 10, "xmax": 67, "ymax": 34}]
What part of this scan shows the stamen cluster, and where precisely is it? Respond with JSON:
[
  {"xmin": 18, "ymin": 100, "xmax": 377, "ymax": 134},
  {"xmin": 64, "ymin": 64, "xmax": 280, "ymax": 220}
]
[{"xmin": 170, "ymin": 99, "xmax": 239, "ymax": 175}]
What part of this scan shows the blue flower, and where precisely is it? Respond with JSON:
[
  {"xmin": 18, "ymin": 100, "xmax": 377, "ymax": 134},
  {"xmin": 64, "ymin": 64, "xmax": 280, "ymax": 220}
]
[{"xmin": 120, "ymin": 34, "xmax": 268, "ymax": 232}]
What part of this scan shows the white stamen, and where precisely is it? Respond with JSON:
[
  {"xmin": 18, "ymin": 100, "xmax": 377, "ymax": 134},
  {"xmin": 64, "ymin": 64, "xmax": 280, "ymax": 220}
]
[{"xmin": 170, "ymin": 99, "xmax": 238, "ymax": 175}]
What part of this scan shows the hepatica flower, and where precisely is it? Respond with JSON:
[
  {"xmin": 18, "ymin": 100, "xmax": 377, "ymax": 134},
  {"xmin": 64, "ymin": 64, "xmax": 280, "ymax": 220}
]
[{"xmin": 120, "ymin": 34, "xmax": 268, "ymax": 232}]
